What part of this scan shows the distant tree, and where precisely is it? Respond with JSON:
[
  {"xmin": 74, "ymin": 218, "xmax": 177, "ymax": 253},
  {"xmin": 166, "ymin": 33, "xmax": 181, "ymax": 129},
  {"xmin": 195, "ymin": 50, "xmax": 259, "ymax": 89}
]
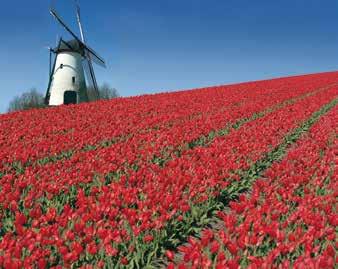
[
  {"xmin": 8, "ymin": 88, "xmax": 46, "ymax": 112},
  {"xmin": 87, "ymin": 83, "xmax": 119, "ymax": 101},
  {"xmin": 8, "ymin": 84, "xmax": 119, "ymax": 112},
  {"xmin": 98, "ymin": 83, "xmax": 119, "ymax": 100}
]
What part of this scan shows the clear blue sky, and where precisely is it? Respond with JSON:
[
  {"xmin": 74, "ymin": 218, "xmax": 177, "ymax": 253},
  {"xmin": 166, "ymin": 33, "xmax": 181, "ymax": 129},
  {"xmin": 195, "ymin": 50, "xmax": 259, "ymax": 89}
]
[{"xmin": 1, "ymin": 0, "xmax": 338, "ymax": 113}]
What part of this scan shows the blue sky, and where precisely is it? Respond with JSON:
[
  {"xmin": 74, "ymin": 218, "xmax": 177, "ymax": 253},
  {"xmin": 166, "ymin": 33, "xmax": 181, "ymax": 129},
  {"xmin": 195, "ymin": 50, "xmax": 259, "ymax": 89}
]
[{"xmin": 1, "ymin": 0, "xmax": 338, "ymax": 113}]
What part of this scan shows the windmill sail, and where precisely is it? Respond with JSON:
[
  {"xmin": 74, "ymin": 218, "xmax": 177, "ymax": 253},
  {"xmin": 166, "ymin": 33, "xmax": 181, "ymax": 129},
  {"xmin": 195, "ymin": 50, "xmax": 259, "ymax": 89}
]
[
  {"xmin": 83, "ymin": 45, "xmax": 106, "ymax": 67},
  {"xmin": 83, "ymin": 58, "xmax": 100, "ymax": 100},
  {"xmin": 75, "ymin": 1, "xmax": 101, "ymax": 101},
  {"xmin": 50, "ymin": 7, "xmax": 106, "ymax": 67}
]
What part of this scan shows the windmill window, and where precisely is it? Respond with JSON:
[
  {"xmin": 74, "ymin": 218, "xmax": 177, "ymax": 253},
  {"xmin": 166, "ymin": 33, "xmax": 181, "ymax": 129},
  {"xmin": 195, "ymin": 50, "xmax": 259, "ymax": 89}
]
[
  {"xmin": 72, "ymin": 76, "xmax": 76, "ymax": 84},
  {"xmin": 60, "ymin": 64, "xmax": 64, "ymax": 69}
]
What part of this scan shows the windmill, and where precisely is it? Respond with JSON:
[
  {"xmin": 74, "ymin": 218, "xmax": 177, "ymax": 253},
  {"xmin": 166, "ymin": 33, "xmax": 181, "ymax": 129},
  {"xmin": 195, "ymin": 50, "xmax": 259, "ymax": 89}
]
[{"xmin": 45, "ymin": 1, "xmax": 106, "ymax": 106}]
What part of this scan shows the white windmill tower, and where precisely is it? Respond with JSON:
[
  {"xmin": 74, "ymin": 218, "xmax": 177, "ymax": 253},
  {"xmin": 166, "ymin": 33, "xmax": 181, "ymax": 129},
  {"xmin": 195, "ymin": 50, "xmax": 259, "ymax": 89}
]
[{"xmin": 45, "ymin": 1, "xmax": 106, "ymax": 105}]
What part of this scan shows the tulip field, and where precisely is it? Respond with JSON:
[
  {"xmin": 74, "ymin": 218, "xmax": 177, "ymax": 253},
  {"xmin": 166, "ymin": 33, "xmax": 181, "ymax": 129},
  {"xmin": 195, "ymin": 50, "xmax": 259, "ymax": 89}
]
[{"xmin": 0, "ymin": 72, "xmax": 337, "ymax": 268}]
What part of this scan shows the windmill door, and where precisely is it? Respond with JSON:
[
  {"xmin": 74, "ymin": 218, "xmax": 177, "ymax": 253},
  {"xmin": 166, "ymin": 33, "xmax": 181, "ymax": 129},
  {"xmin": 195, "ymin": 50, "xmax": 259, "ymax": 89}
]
[{"xmin": 64, "ymin": 91, "xmax": 77, "ymax": 105}]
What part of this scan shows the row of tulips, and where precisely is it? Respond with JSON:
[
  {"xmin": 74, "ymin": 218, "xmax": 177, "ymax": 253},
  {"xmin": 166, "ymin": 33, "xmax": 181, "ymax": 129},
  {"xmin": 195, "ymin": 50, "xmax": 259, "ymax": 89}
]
[
  {"xmin": 0, "ymin": 77, "xmax": 333, "ymax": 219},
  {"xmin": 171, "ymin": 103, "xmax": 337, "ymax": 269},
  {"xmin": 0, "ymin": 75, "xmax": 305, "ymax": 168},
  {"xmin": 0, "ymin": 81, "xmax": 336, "ymax": 267},
  {"xmin": 1, "ymin": 72, "xmax": 338, "ymax": 171},
  {"xmin": 1, "ymin": 72, "xmax": 328, "ymax": 202}
]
